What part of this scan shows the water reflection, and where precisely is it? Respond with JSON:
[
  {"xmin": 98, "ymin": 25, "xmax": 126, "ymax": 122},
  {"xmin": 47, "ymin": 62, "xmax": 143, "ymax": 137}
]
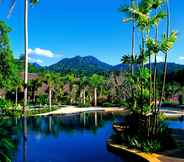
[
  {"xmin": 0, "ymin": 118, "xmax": 19, "ymax": 162},
  {"xmin": 23, "ymin": 116, "xmax": 28, "ymax": 162},
  {"xmin": 1, "ymin": 112, "xmax": 126, "ymax": 162}
]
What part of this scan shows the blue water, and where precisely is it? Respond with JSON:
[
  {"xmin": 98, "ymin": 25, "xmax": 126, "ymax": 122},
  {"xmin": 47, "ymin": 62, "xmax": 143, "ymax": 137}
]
[
  {"xmin": 166, "ymin": 116, "xmax": 184, "ymax": 129},
  {"xmin": 4, "ymin": 112, "xmax": 128, "ymax": 162},
  {"xmin": 3, "ymin": 112, "xmax": 183, "ymax": 162}
]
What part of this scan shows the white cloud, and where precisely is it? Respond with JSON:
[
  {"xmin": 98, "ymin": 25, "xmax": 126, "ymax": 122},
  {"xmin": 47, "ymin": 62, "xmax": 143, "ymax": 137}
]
[
  {"xmin": 28, "ymin": 48, "xmax": 54, "ymax": 58},
  {"xmin": 156, "ymin": 56, "xmax": 164, "ymax": 62},
  {"xmin": 29, "ymin": 57, "xmax": 43, "ymax": 64},
  {"xmin": 151, "ymin": 55, "xmax": 163, "ymax": 63},
  {"xmin": 179, "ymin": 56, "xmax": 184, "ymax": 60}
]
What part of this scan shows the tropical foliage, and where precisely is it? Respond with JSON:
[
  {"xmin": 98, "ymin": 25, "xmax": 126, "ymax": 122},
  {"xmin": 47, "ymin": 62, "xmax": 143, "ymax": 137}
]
[{"xmin": 117, "ymin": 0, "xmax": 177, "ymax": 152}]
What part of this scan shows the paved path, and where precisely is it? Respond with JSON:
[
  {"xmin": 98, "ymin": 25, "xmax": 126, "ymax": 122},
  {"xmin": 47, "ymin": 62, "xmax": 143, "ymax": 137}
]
[
  {"xmin": 160, "ymin": 109, "xmax": 184, "ymax": 118},
  {"xmin": 37, "ymin": 106, "xmax": 126, "ymax": 116},
  {"xmin": 36, "ymin": 105, "xmax": 184, "ymax": 118}
]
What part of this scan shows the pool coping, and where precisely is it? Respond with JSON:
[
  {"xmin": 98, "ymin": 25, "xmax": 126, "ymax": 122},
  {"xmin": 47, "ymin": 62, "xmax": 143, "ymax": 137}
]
[{"xmin": 107, "ymin": 139, "xmax": 160, "ymax": 162}]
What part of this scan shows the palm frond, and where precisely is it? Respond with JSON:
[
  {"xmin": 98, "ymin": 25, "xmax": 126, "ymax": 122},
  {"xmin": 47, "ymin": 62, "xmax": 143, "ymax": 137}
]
[
  {"xmin": 146, "ymin": 37, "xmax": 159, "ymax": 53},
  {"xmin": 150, "ymin": 11, "xmax": 167, "ymax": 26},
  {"xmin": 121, "ymin": 55, "xmax": 131, "ymax": 64},
  {"xmin": 152, "ymin": 0, "xmax": 165, "ymax": 9},
  {"xmin": 160, "ymin": 31, "xmax": 177, "ymax": 53},
  {"xmin": 139, "ymin": 0, "xmax": 153, "ymax": 14}
]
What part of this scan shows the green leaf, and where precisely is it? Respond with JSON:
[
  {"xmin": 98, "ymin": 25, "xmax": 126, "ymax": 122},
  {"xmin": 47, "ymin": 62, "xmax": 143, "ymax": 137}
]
[
  {"xmin": 30, "ymin": 0, "xmax": 39, "ymax": 5},
  {"xmin": 160, "ymin": 31, "xmax": 177, "ymax": 53}
]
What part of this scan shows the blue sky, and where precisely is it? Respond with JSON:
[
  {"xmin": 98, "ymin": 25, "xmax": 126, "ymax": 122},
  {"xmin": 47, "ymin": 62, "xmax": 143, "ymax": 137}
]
[{"xmin": 0, "ymin": 0, "xmax": 184, "ymax": 66}]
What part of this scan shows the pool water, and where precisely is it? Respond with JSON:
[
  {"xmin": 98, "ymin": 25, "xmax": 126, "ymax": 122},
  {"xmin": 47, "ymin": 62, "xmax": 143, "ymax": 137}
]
[
  {"xmin": 166, "ymin": 116, "xmax": 184, "ymax": 129},
  {"xmin": 0, "ymin": 112, "xmax": 128, "ymax": 162}
]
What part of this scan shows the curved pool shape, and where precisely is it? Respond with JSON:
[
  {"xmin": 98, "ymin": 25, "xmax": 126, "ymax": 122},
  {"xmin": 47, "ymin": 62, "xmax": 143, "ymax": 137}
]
[{"xmin": 0, "ymin": 112, "xmax": 129, "ymax": 162}]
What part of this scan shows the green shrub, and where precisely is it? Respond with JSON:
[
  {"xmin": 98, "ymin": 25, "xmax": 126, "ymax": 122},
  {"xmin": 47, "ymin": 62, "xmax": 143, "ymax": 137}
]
[
  {"xmin": 0, "ymin": 98, "xmax": 12, "ymax": 109},
  {"xmin": 35, "ymin": 95, "xmax": 48, "ymax": 105},
  {"xmin": 27, "ymin": 107, "xmax": 57, "ymax": 116},
  {"xmin": 125, "ymin": 135, "xmax": 161, "ymax": 152},
  {"xmin": 78, "ymin": 102, "xmax": 91, "ymax": 107},
  {"xmin": 101, "ymin": 100, "xmax": 126, "ymax": 107},
  {"xmin": 3, "ymin": 109, "xmax": 22, "ymax": 117},
  {"xmin": 102, "ymin": 102, "xmax": 116, "ymax": 107}
]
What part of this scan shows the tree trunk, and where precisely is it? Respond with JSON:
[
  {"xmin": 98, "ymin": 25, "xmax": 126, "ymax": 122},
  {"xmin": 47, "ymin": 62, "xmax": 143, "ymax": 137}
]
[
  {"xmin": 153, "ymin": 26, "xmax": 158, "ymax": 111},
  {"xmin": 100, "ymin": 87, "xmax": 103, "ymax": 98},
  {"xmin": 149, "ymin": 52, "xmax": 152, "ymax": 106},
  {"xmin": 153, "ymin": 54, "xmax": 157, "ymax": 109},
  {"xmin": 15, "ymin": 87, "xmax": 18, "ymax": 106},
  {"xmin": 94, "ymin": 88, "xmax": 97, "ymax": 107},
  {"xmin": 33, "ymin": 92, "xmax": 36, "ymax": 103},
  {"xmin": 49, "ymin": 88, "xmax": 52, "ymax": 110},
  {"xmin": 23, "ymin": 0, "xmax": 29, "ymax": 114},
  {"xmin": 131, "ymin": 0, "xmax": 135, "ymax": 75},
  {"xmin": 159, "ymin": 0, "xmax": 170, "ymax": 111},
  {"xmin": 80, "ymin": 90, "xmax": 83, "ymax": 104},
  {"xmin": 83, "ymin": 89, "xmax": 86, "ymax": 105},
  {"xmin": 140, "ymin": 31, "xmax": 145, "ymax": 113},
  {"xmin": 32, "ymin": 86, "xmax": 36, "ymax": 103}
]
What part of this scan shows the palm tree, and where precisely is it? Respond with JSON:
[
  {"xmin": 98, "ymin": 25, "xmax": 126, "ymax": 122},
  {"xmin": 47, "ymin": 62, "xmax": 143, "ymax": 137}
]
[
  {"xmin": 89, "ymin": 74, "xmax": 104, "ymax": 107},
  {"xmin": 5, "ymin": 0, "xmax": 39, "ymax": 112},
  {"xmin": 64, "ymin": 73, "xmax": 76, "ymax": 104},
  {"xmin": 151, "ymin": 8, "xmax": 166, "ymax": 110},
  {"xmin": 131, "ymin": 0, "xmax": 136, "ymax": 75},
  {"xmin": 14, "ymin": 76, "xmax": 23, "ymax": 106},
  {"xmin": 23, "ymin": 0, "xmax": 39, "ymax": 113},
  {"xmin": 29, "ymin": 78, "xmax": 42, "ymax": 103},
  {"xmin": 120, "ymin": 0, "xmax": 151, "ymax": 112},
  {"xmin": 120, "ymin": 0, "xmax": 137, "ymax": 74},
  {"xmin": 43, "ymin": 72, "xmax": 56, "ymax": 110},
  {"xmin": 80, "ymin": 76, "xmax": 89, "ymax": 105},
  {"xmin": 159, "ymin": 0, "xmax": 170, "ymax": 108}
]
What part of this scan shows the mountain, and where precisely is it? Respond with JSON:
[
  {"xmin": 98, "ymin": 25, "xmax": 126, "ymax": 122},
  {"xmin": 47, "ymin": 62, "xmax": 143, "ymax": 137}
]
[
  {"xmin": 113, "ymin": 62, "xmax": 184, "ymax": 74},
  {"xmin": 32, "ymin": 62, "xmax": 42, "ymax": 69},
  {"xmin": 24, "ymin": 55, "xmax": 184, "ymax": 75},
  {"xmin": 48, "ymin": 56, "xmax": 112, "ymax": 74}
]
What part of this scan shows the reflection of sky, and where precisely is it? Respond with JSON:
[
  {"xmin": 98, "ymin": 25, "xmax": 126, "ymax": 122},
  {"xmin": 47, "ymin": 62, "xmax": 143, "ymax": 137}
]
[{"xmin": 166, "ymin": 119, "xmax": 184, "ymax": 129}]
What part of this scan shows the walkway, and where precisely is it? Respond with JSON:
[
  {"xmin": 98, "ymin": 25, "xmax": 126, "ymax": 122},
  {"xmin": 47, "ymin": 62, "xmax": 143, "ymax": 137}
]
[
  {"xmin": 37, "ymin": 106, "xmax": 126, "ymax": 116},
  {"xmin": 160, "ymin": 109, "xmax": 184, "ymax": 118}
]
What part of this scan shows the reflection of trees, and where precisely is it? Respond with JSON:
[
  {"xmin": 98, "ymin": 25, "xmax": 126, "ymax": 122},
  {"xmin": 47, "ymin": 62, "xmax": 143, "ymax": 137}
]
[
  {"xmin": 0, "ymin": 112, "xmax": 117, "ymax": 162},
  {"xmin": 23, "ymin": 116, "xmax": 28, "ymax": 162},
  {"xmin": 23, "ymin": 112, "xmax": 116, "ymax": 136},
  {"xmin": 0, "ymin": 119, "xmax": 19, "ymax": 162}
]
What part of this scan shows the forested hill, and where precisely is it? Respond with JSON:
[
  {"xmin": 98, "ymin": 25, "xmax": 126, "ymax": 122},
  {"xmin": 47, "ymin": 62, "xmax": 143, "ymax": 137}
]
[
  {"xmin": 25, "ymin": 56, "xmax": 184, "ymax": 75},
  {"xmin": 47, "ymin": 56, "xmax": 112, "ymax": 74}
]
